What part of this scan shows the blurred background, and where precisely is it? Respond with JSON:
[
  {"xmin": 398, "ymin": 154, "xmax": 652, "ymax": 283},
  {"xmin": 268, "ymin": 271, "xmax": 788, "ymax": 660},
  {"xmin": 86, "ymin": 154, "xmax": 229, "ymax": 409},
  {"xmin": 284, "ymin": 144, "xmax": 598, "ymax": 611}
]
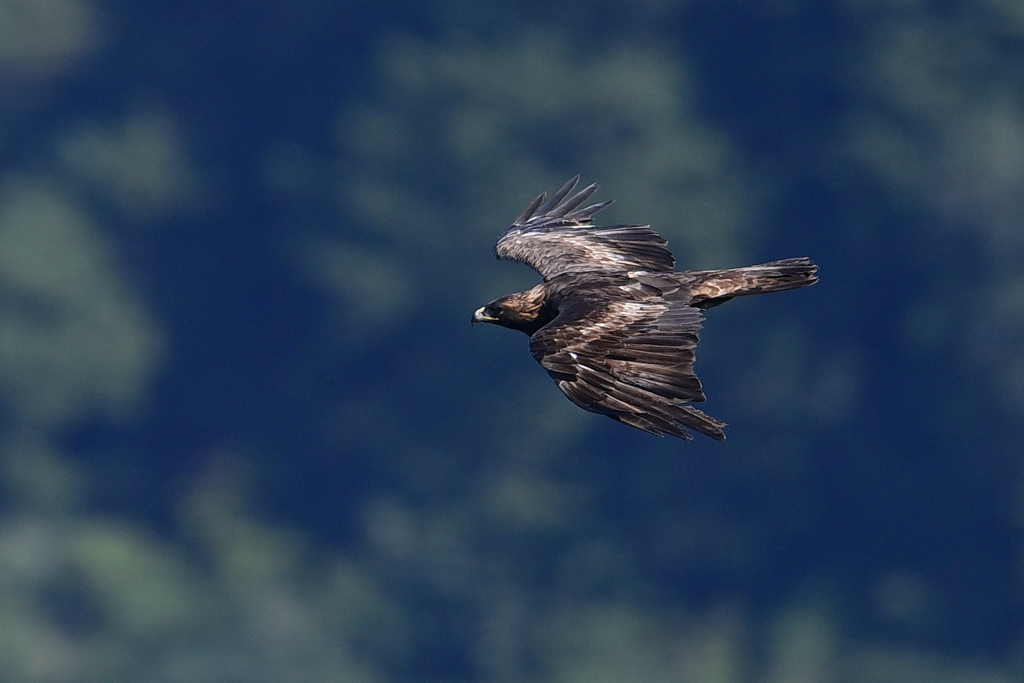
[{"xmin": 1, "ymin": 0, "xmax": 1023, "ymax": 680}]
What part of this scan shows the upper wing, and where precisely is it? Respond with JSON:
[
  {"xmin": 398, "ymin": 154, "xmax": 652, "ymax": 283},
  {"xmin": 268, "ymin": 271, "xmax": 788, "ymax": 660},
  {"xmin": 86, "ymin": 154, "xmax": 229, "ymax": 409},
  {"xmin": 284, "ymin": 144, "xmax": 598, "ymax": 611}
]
[
  {"xmin": 495, "ymin": 176, "xmax": 675, "ymax": 281},
  {"xmin": 528, "ymin": 296, "xmax": 726, "ymax": 441}
]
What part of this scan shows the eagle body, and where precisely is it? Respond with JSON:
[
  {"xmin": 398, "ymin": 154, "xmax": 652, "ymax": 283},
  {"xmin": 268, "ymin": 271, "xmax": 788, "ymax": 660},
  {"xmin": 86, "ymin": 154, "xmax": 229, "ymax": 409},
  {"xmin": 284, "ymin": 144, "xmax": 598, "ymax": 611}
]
[{"xmin": 473, "ymin": 177, "xmax": 818, "ymax": 441}]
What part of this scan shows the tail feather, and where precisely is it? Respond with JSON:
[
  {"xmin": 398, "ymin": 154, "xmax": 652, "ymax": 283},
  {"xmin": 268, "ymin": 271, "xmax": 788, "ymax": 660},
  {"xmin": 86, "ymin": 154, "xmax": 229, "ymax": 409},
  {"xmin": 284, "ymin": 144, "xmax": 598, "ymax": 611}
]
[{"xmin": 684, "ymin": 257, "xmax": 818, "ymax": 308}]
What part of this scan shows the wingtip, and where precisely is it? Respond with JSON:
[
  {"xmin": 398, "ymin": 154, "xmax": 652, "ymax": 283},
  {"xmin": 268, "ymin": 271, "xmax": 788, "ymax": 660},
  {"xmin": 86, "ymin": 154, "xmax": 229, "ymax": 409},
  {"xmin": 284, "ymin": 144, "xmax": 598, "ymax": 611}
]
[
  {"xmin": 513, "ymin": 191, "xmax": 547, "ymax": 225},
  {"xmin": 565, "ymin": 198, "xmax": 612, "ymax": 222},
  {"xmin": 535, "ymin": 176, "xmax": 581, "ymax": 216},
  {"xmin": 517, "ymin": 176, "xmax": 611, "ymax": 224},
  {"xmin": 551, "ymin": 182, "xmax": 600, "ymax": 218}
]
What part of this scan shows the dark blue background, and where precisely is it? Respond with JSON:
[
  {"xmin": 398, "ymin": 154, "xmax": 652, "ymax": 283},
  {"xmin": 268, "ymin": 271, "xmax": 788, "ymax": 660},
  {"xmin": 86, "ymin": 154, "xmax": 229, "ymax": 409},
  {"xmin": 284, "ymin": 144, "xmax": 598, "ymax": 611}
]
[{"xmin": 1, "ymin": 1, "xmax": 1022, "ymax": 680}]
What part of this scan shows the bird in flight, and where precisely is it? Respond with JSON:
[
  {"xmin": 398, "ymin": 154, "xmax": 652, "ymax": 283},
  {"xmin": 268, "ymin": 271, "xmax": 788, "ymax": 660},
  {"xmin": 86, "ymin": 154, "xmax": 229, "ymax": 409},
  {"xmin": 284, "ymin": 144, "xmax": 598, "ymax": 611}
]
[{"xmin": 472, "ymin": 177, "xmax": 818, "ymax": 441}]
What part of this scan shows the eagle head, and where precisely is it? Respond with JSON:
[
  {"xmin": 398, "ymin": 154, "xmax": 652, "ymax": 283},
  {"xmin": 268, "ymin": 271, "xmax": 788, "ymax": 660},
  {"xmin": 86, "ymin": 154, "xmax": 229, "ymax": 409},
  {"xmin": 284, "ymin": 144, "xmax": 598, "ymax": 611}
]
[
  {"xmin": 471, "ymin": 304, "xmax": 503, "ymax": 325},
  {"xmin": 472, "ymin": 286, "xmax": 553, "ymax": 335}
]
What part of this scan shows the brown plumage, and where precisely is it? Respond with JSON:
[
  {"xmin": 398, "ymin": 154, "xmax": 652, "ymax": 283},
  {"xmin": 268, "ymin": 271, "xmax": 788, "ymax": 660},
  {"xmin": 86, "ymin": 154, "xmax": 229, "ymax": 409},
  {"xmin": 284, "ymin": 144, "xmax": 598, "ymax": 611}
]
[{"xmin": 472, "ymin": 177, "xmax": 818, "ymax": 441}]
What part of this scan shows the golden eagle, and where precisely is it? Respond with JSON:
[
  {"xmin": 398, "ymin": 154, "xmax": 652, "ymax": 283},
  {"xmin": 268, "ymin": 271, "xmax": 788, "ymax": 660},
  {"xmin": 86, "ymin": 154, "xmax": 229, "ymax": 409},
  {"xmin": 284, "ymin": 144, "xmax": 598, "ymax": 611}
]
[{"xmin": 472, "ymin": 177, "xmax": 818, "ymax": 441}]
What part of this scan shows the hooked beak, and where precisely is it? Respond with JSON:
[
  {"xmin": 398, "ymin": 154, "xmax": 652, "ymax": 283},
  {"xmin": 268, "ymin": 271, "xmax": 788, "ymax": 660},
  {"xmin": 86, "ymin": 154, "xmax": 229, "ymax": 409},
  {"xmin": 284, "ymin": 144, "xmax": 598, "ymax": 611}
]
[{"xmin": 472, "ymin": 306, "xmax": 497, "ymax": 325}]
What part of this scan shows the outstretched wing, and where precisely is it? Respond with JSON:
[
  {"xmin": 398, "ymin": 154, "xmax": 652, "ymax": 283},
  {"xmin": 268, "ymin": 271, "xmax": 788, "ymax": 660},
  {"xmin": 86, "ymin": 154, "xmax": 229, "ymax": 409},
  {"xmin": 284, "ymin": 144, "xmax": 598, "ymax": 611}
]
[
  {"xmin": 495, "ymin": 176, "xmax": 675, "ymax": 281},
  {"xmin": 528, "ymin": 296, "xmax": 726, "ymax": 441}
]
